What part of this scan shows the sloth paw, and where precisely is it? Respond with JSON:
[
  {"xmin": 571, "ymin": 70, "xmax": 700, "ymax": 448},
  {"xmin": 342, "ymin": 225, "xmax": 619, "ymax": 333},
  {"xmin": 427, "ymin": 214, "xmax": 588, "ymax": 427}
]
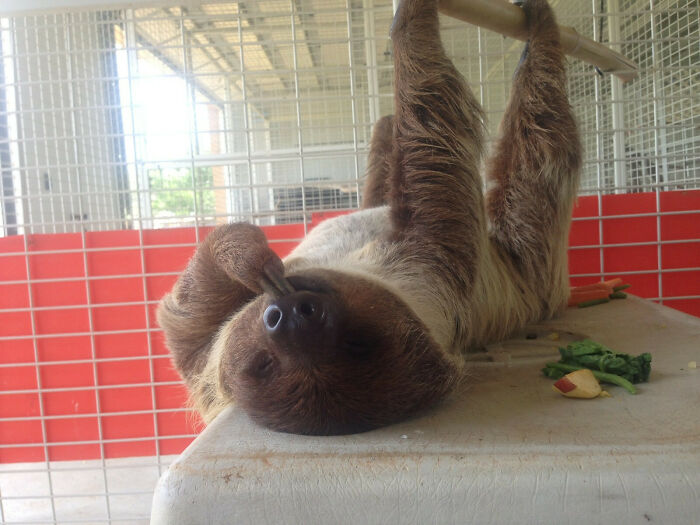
[
  {"xmin": 207, "ymin": 223, "xmax": 293, "ymax": 296},
  {"xmin": 259, "ymin": 257, "xmax": 295, "ymax": 298},
  {"xmin": 520, "ymin": 0, "xmax": 557, "ymax": 39},
  {"xmin": 390, "ymin": 0, "xmax": 437, "ymax": 38}
]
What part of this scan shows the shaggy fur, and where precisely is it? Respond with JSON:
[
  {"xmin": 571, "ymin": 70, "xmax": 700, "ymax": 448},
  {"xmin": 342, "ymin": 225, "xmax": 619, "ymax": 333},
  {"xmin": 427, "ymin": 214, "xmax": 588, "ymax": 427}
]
[{"xmin": 157, "ymin": 0, "xmax": 581, "ymax": 435}]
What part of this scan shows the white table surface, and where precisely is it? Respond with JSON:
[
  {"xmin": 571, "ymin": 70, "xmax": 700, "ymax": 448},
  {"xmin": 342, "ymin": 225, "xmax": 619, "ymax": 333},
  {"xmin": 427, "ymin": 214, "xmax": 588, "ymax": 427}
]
[{"xmin": 151, "ymin": 296, "xmax": 700, "ymax": 525}]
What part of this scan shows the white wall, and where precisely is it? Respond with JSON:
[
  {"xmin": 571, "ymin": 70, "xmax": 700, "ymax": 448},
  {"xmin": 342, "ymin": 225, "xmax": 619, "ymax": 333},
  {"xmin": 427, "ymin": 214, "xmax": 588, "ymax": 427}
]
[{"xmin": 11, "ymin": 11, "xmax": 128, "ymax": 232}]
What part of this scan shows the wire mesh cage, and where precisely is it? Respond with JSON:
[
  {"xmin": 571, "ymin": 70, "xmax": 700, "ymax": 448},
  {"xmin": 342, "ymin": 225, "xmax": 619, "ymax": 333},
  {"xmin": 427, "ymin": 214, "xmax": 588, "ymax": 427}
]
[{"xmin": 0, "ymin": 0, "xmax": 698, "ymax": 522}]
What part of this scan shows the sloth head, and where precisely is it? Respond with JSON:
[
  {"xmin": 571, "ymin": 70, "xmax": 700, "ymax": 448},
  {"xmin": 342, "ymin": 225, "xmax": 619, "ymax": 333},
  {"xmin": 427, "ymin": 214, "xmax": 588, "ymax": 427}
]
[{"xmin": 215, "ymin": 269, "xmax": 458, "ymax": 435}]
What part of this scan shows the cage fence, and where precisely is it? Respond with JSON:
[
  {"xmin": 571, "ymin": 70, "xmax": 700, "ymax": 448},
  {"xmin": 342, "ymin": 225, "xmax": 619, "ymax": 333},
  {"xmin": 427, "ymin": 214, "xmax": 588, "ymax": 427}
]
[{"xmin": 0, "ymin": 0, "xmax": 698, "ymax": 523}]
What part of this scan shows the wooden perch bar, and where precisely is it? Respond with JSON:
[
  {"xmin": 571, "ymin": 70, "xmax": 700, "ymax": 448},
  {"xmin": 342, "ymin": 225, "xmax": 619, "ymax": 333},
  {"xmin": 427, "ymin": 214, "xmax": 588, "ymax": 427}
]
[{"xmin": 438, "ymin": 0, "xmax": 638, "ymax": 82}]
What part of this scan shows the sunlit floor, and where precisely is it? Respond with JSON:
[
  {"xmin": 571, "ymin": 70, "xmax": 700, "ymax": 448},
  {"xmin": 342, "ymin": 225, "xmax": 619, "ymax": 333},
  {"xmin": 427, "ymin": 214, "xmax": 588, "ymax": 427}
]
[{"xmin": 0, "ymin": 455, "xmax": 177, "ymax": 524}]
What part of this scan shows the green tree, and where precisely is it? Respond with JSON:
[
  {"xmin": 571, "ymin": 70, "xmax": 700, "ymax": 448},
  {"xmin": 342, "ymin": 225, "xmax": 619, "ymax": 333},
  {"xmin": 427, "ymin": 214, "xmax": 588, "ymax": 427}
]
[{"xmin": 149, "ymin": 167, "xmax": 215, "ymax": 217}]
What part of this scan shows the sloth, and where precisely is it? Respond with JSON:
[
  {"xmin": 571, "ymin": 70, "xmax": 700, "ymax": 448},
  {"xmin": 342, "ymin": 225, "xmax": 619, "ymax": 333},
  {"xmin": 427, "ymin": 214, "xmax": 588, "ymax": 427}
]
[{"xmin": 158, "ymin": 0, "xmax": 581, "ymax": 435}]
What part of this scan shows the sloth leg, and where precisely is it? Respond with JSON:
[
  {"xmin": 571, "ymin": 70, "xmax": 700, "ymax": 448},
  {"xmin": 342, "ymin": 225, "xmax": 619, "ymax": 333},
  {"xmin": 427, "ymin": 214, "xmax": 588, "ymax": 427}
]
[
  {"xmin": 361, "ymin": 115, "xmax": 393, "ymax": 209},
  {"xmin": 157, "ymin": 223, "xmax": 288, "ymax": 383},
  {"xmin": 485, "ymin": 0, "xmax": 582, "ymax": 290},
  {"xmin": 389, "ymin": 0, "xmax": 486, "ymax": 286}
]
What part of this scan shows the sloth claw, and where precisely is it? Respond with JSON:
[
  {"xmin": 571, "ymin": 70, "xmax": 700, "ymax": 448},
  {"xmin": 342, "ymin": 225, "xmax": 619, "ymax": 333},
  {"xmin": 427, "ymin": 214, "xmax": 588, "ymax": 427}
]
[{"xmin": 260, "ymin": 260, "xmax": 295, "ymax": 298}]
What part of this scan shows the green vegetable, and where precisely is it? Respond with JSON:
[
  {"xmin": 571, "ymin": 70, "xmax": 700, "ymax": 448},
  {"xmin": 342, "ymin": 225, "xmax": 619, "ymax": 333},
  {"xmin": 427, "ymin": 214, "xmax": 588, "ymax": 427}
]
[
  {"xmin": 613, "ymin": 284, "xmax": 631, "ymax": 292},
  {"xmin": 577, "ymin": 298, "xmax": 610, "ymax": 308},
  {"xmin": 609, "ymin": 291, "xmax": 627, "ymax": 299},
  {"xmin": 542, "ymin": 339, "xmax": 652, "ymax": 394}
]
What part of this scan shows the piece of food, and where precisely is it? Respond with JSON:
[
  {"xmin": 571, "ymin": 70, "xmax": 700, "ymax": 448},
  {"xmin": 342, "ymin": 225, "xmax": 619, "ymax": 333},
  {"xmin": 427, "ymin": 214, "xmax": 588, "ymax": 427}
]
[
  {"xmin": 570, "ymin": 282, "xmax": 613, "ymax": 293},
  {"xmin": 568, "ymin": 278, "xmax": 631, "ymax": 307},
  {"xmin": 542, "ymin": 339, "xmax": 652, "ymax": 394},
  {"xmin": 545, "ymin": 362, "xmax": 638, "ymax": 394},
  {"xmin": 603, "ymin": 278, "xmax": 624, "ymax": 289},
  {"xmin": 568, "ymin": 288, "xmax": 610, "ymax": 306},
  {"xmin": 688, "ymin": 361, "xmax": 697, "ymax": 369},
  {"xmin": 571, "ymin": 278, "xmax": 623, "ymax": 293},
  {"xmin": 552, "ymin": 368, "xmax": 602, "ymax": 398},
  {"xmin": 577, "ymin": 297, "xmax": 610, "ymax": 308}
]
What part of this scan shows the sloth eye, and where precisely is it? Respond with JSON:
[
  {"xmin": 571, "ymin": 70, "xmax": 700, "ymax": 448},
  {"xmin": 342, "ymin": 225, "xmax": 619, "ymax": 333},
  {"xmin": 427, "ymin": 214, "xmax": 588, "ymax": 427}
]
[{"xmin": 250, "ymin": 354, "xmax": 275, "ymax": 378}]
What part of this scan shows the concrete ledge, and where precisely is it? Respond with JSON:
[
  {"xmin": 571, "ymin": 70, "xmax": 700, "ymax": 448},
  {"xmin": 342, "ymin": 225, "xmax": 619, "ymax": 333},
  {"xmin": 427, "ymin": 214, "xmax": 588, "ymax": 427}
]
[{"xmin": 151, "ymin": 297, "xmax": 700, "ymax": 524}]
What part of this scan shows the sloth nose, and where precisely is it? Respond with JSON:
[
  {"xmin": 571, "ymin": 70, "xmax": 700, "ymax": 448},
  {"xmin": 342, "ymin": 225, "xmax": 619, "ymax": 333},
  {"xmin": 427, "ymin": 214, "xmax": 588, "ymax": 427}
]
[{"xmin": 263, "ymin": 291, "xmax": 329, "ymax": 336}]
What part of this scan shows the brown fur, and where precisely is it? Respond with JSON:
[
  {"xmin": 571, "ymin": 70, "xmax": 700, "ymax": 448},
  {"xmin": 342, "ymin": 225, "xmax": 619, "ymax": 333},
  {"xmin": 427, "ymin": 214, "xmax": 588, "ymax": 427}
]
[
  {"xmin": 157, "ymin": 0, "xmax": 581, "ymax": 435},
  {"xmin": 361, "ymin": 115, "xmax": 393, "ymax": 209},
  {"xmin": 219, "ymin": 270, "xmax": 458, "ymax": 434},
  {"xmin": 485, "ymin": 2, "xmax": 581, "ymax": 314}
]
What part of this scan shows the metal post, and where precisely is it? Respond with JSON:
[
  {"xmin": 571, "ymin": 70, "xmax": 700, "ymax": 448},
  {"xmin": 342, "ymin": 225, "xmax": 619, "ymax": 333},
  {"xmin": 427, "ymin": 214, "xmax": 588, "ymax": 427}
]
[
  {"xmin": 363, "ymin": 0, "xmax": 380, "ymax": 126},
  {"xmin": 607, "ymin": 0, "xmax": 627, "ymax": 194}
]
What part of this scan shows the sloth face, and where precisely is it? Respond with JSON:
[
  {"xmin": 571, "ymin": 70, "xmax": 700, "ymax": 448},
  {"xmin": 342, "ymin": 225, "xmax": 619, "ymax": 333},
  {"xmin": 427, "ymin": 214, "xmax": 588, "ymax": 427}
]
[{"xmin": 218, "ymin": 269, "xmax": 457, "ymax": 435}]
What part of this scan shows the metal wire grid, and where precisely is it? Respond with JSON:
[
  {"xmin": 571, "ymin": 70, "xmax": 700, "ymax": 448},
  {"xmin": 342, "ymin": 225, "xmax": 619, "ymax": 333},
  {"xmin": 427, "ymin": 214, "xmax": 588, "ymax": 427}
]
[
  {"xmin": 0, "ymin": 0, "xmax": 698, "ymax": 523},
  {"xmin": 0, "ymin": 2, "xmax": 392, "ymax": 235},
  {"xmin": 562, "ymin": 0, "xmax": 699, "ymax": 309},
  {"xmin": 0, "ymin": 2, "xmax": 389, "ymax": 523}
]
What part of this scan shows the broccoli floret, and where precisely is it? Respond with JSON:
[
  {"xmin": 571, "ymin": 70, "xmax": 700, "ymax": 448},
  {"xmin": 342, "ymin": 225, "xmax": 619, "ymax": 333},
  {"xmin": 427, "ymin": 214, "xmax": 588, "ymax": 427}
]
[{"xmin": 542, "ymin": 339, "xmax": 652, "ymax": 394}]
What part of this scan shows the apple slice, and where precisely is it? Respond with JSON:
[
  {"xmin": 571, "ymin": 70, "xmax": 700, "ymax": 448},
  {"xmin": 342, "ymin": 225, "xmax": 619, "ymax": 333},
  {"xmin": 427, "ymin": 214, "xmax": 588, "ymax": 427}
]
[{"xmin": 552, "ymin": 369, "xmax": 602, "ymax": 398}]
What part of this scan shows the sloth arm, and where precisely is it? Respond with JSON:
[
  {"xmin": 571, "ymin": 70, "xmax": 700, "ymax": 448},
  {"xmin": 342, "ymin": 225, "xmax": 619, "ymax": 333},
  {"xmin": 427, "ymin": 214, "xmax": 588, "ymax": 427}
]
[
  {"xmin": 383, "ymin": 0, "xmax": 582, "ymax": 347},
  {"xmin": 361, "ymin": 115, "xmax": 393, "ymax": 209},
  {"xmin": 485, "ymin": 0, "xmax": 582, "ymax": 297},
  {"xmin": 387, "ymin": 0, "xmax": 486, "ymax": 295},
  {"xmin": 157, "ymin": 224, "xmax": 282, "ymax": 385}
]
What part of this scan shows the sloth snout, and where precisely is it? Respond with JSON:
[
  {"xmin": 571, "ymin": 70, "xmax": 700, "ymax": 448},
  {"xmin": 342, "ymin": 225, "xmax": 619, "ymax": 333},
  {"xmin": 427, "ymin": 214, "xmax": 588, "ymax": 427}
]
[{"xmin": 263, "ymin": 291, "xmax": 331, "ymax": 340}]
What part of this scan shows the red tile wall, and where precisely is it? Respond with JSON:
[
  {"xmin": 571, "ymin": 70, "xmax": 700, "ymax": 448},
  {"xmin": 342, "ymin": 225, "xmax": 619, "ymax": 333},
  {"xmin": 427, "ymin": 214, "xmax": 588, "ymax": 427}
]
[{"xmin": 1, "ymin": 190, "xmax": 698, "ymax": 463}]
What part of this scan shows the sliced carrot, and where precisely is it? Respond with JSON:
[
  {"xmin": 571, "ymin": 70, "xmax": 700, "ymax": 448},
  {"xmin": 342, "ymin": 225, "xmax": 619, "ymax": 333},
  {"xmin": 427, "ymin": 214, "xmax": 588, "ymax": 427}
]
[
  {"xmin": 572, "ymin": 278, "xmax": 623, "ymax": 292},
  {"xmin": 570, "ymin": 288, "xmax": 611, "ymax": 299},
  {"xmin": 571, "ymin": 282, "xmax": 613, "ymax": 293},
  {"xmin": 569, "ymin": 278, "xmax": 630, "ymax": 306},
  {"xmin": 603, "ymin": 278, "xmax": 624, "ymax": 289},
  {"xmin": 568, "ymin": 288, "xmax": 610, "ymax": 306}
]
